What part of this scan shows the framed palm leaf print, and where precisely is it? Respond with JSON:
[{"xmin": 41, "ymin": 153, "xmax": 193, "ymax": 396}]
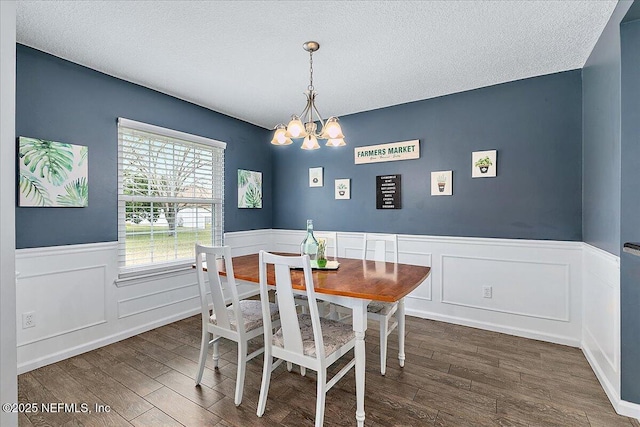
[
  {"xmin": 237, "ymin": 169, "xmax": 262, "ymax": 208},
  {"xmin": 18, "ymin": 137, "xmax": 88, "ymax": 207}
]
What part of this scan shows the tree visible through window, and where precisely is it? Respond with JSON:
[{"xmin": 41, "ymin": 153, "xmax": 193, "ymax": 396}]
[{"xmin": 117, "ymin": 119, "xmax": 225, "ymax": 273}]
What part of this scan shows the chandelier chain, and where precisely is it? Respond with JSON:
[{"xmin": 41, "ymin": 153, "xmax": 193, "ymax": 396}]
[{"xmin": 308, "ymin": 50, "xmax": 314, "ymax": 91}]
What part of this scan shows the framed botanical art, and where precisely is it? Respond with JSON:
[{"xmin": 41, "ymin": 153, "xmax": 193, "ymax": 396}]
[
  {"xmin": 335, "ymin": 179, "xmax": 351, "ymax": 199},
  {"xmin": 238, "ymin": 169, "xmax": 262, "ymax": 208},
  {"xmin": 309, "ymin": 167, "xmax": 323, "ymax": 187},
  {"xmin": 472, "ymin": 150, "xmax": 497, "ymax": 178},
  {"xmin": 18, "ymin": 137, "xmax": 88, "ymax": 207},
  {"xmin": 431, "ymin": 171, "xmax": 453, "ymax": 196}
]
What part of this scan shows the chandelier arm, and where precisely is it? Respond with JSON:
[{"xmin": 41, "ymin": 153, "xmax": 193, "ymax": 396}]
[
  {"xmin": 311, "ymin": 101, "xmax": 326, "ymax": 132},
  {"xmin": 299, "ymin": 94, "xmax": 313, "ymax": 125}
]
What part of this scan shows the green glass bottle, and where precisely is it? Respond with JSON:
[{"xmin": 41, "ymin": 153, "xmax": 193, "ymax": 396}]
[{"xmin": 300, "ymin": 219, "xmax": 319, "ymax": 261}]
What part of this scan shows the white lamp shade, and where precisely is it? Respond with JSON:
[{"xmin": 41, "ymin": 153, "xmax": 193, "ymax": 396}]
[
  {"xmin": 326, "ymin": 138, "xmax": 346, "ymax": 147},
  {"xmin": 271, "ymin": 126, "xmax": 292, "ymax": 145},
  {"xmin": 285, "ymin": 117, "xmax": 307, "ymax": 138},
  {"xmin": 301, "ymin": 134, "xmax": 320, "ymax": 150},
  {"xmin": 321, "ymin": 117, "xmax": 344, "ymax": 139}
]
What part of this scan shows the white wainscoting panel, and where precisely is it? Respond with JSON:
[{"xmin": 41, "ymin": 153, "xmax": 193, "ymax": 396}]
[
  {"xmin": 225, "ymin": 229, "xmax": 272, "ymax": 256},
  {"xmin": 15, "ymin": 229, "xmax": 271, "ymax": 373},
  {"xmin": 581, "ymin": 243, "xmax": 622, "ymax": 413},
  {"xmin": 441, "ymin": 255, "xmax": 569, "ymax": 321},
  {"xmin": 273, "ymin": 230, "xmax": 583, "ymax": 346},
  {"xmin": 18, "ymin": 264, "xmax": 108, "ymax": 345}
]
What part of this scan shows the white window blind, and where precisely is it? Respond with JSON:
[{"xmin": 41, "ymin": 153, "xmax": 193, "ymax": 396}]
[{"xmin": 117, "ymin": 118, "xmax": 225, "ymax": 276}]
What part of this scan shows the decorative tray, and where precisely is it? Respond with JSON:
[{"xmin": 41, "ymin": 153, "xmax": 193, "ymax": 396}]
[{"xmin": 310, "ymin": 260, "xmax": 340, "ymax": 270}]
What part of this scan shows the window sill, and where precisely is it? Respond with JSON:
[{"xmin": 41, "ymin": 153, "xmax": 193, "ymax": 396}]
[{"xmin": 115, "ymin": 264, "xmax": 194, "ymax": 287}]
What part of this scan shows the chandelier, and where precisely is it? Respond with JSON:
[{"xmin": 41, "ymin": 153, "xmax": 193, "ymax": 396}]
[{"xmin": 270, "ymin": 41, "xmax": 346, "ymax": 150}]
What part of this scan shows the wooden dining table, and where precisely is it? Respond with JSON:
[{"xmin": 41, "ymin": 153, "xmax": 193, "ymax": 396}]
[{"xmin": 217, "ymin": 252, "xmax": 431, "ymax": 426}]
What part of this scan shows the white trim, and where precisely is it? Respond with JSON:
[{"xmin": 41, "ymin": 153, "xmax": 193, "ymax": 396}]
[
  {"xmin": 117, "ymin": 281, "xmax": 198, "ymax": 318},
  {"xmin": 16, "ymin": 241, "xmax": 117, "ymax": 258},
  {"xmin": 115, "ymin": 264, "xmax": 193, "ymax": 287},
  {"xmin": 407, "ymin": 309, "xmax": 581, "ymax": 347},
  {"xmin": 17, "ymin": 263, "xmax": 108, "ymax": 280},
  {"xmin": 17, "ymin": 307, "xmax": 200, "ymax": 375},
  {"xmin": 117, "ymin": 117, "xmax": 226, "ymax": 149},
  {"xmin": 116, "ymin": 261, "xmax": 194, "ymax": 284},
  {"xmin": 398, "ymin": 234, "xmax": 584, "ymax": 250},
  {"xmin": 583, "ymin": 344, "xmax": 640, "ymax": 420},
  {"xmin": 617, "ymin": 400, "xmax": 640, "ymax": 421},
  {"xmin": 580, "ymin": 242, "xmax": 626, "ymax": 417},
  {"xmin": 1, "ymin": 3, "xmax": 18, "ymax": 425}
]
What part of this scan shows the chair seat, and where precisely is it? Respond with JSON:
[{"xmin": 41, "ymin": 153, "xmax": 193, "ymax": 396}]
[
  {"xmin": 210, "ymin": 300, "xmax": 278, "ymax": 332},
  {"xmin": 273, "ymin": 314, "xmax": 355, "ymax": 357},
  {"xmin": 367, "ymin": 301, "xmax": 396, "ymax": 315}
]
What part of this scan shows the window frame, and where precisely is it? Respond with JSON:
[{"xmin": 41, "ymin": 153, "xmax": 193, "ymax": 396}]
[{"xmin": 117, "ymin": 118, "xmax": 226, "ymax": 278}]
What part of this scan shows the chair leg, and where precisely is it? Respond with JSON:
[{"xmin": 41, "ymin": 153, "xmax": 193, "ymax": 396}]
[
  {"xmin": 257, "ymin": 351, "xmax": 273, "ymax": 417},
  {"xmin": 195, "ymin": 329, "xmax": 209, "ymax": 385},
  {"xmin": 234, "ymin": 340, "xmax": 247, "ymax": 406},
  {"xmin": 301, "ymin": 366, "xmax": 306, "ymax": 376},
  {"xmin": 315, "ymin": 368, "xmax": 327, "ymax": 427},
  {"xmin": 286, "ymin": 361, "xmax": 293, "ymax": 372},
  {"xmin": 212, "ymin": 337, "xmax": 220, "ymax": 369},
  {"xmin": 398, "ymin": 299, "xmax": 406, "ymax": 368},
  {"xmin": 380, "ymin": 318, "xmax": 388, "ymax": 376}
]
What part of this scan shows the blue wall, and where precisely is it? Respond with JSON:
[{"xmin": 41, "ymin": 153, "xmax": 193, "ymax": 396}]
[
  {"xmin": 620, "ymin": 16, "xmax": 640, "ymax": 405},
  {"xmin": 15, "ymin": 45, "xmax": 272, "ymax": 249},
  {"xmin": 581, "ymin": 3, "xmax": 632, "ymax": 256},
  {"xmin": 272, "ymin": 71, "xmax": 583, "ymax": 241}
]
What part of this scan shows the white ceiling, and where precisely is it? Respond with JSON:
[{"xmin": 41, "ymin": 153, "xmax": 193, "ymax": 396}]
[{"xmin": 16, "ymin": 1, "xmax": 616, "ymax": 129}]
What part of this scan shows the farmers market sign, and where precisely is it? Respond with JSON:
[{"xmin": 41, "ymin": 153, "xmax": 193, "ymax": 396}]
[{"xmin": 354, "ymin": 140, "xmax": 420, "ymax": 164}]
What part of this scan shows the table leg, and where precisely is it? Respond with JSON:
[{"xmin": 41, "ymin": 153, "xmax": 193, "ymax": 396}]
[
  {"xmin": 398, "ymin": 297, "xmax": 405, "ymax": 368},
  {"xmin": 352, "ymin": 301, "xmax": 367, "ymax": 427}
]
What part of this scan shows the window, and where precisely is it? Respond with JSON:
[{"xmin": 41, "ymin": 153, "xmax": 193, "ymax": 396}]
[{"xmin": 117, "ymin": 118, "xmax": 225, "ymax": 276}]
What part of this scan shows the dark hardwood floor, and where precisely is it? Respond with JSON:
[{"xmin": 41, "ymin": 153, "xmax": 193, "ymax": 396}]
[{"xmin": 17, "ymin": 314, "xmax": 639, "ymax": 426}]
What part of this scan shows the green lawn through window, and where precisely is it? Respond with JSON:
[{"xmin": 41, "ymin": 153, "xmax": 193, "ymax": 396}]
[{"xmin": 125, "ymin": 224, "xmax": 213, "ymax": 265}]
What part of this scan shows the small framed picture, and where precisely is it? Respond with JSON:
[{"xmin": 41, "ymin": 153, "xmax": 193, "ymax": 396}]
[
  {"xmin": 237, "ymin": 169, "xmax": 262, "ymax": 208},
  {"xmin": 431, "ymin": 171, "xmax": 452, "ymax": 196},
  {"xmin": 335, "ymin": 179, "xmax": 350, "ymax": 199},
  {"xmin": 309, "ymin": 167, "xmax": 323, "ymax": 187},
  {"xmin": 472, "ymin": 150, "xmax": 497, "ymax": 178}
]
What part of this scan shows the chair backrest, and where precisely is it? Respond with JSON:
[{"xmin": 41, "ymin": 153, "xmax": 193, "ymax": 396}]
[
  {"xmin": 195, "ymin": 244, "xmax": 243, "ymax": 333},
  {"xmin": 314, "ymin": 231, "xmax": 338, "ymax": 260},
  {"xmin": 362, "ymin": 233, "xmax": 398, "ymax": 263},
  {"xmin": 258, "ymin": 251, "xmax": 325, "ymax": 359}
]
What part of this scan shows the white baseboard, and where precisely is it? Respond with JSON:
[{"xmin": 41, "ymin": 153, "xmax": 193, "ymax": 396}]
[
  {"xmin": 406, "ymin": 309, "xmax": 581, "ymax": 347},
  {"xmin": 17, "ymin": 307, "xmax": 200, "ymax": 374},
  {"xmin": 617, "ymin": 400, "xmax": 640, "ymax": 421}
]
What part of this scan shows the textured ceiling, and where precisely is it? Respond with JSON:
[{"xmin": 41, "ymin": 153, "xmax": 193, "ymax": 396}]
[{"xmin": 16, "ymin": 1, "xmax": 616, "ymax": 129}]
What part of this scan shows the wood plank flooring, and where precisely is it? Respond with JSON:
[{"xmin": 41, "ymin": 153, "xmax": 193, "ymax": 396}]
[{"xmin": 18, "ymin": 314, "xmax": 639, "ymax": 426}]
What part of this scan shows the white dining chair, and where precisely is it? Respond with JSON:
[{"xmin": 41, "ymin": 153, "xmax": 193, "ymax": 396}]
[
  {"xmin": 362, "ymin": 233, "xmax": 404, "ymax": 375},
  {"xmin": 294, "ymin": 231, "xmax": 338, "ymax": 317},
  {"xmin": 194, "ymin": 244, "xmax": 279, "ymax": 406},
  {"xmin": 256, "ymin": 251, "xmax": 356, "ymax": 427}
]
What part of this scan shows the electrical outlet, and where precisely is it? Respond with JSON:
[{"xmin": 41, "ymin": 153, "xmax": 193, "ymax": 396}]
[
  {"xmin": 482, "ymin": 286, "xmax": 492, "ymax": 298},
  {"xmin": 22, "ymin": 312, "xmax": 35, "ymax": 329}
]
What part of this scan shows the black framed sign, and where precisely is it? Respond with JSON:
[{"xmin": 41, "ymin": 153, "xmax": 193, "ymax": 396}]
[{"xmin": 376, "ymin": 174, "xmax": 401, "ymax": 209}]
